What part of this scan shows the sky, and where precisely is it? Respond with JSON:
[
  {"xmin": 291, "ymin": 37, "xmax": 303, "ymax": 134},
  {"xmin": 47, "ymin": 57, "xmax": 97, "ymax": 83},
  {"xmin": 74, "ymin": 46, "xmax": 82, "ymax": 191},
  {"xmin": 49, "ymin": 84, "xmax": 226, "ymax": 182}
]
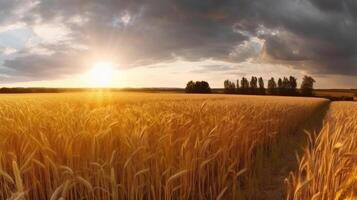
[{"xmin": 0, "ymin": 0, "xmax": 356, "ymax": 89}]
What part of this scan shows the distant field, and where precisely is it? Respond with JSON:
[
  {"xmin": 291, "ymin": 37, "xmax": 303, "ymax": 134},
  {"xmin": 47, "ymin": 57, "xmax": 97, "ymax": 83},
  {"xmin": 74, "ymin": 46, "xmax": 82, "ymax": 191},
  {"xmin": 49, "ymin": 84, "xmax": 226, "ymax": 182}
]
[
  {"xmin": 0, "ymin": 87, "xmax": 356, "ymax": 101},
  {"xmin": 315, "ymin": 90, "xmax": 354, "ymax": 97},
  {"xmin": 0, "ymin": 92, "xmax": 351, "ymax": 199},
  {"xmin": 314, "ymin": 89, "xmax": 356, "ymax": 101}
]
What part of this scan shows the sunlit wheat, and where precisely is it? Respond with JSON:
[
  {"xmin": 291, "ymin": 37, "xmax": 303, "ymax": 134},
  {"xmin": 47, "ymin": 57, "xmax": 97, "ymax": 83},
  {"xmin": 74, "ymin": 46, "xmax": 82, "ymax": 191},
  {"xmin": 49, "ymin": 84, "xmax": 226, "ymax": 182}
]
[
  {"xmin": 0, "ymin": 92, "xmax": 327, "ymax": 199},
  {"xmin": 287, "ymin": 102, "xmax": 357, "ymax": 199}
]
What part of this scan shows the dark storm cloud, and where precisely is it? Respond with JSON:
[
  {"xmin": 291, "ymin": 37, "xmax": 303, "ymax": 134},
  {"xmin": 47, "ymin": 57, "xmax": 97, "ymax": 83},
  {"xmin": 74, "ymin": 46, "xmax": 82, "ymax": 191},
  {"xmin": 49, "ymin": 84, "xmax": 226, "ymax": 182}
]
[
  {"xmin": 0, "ymin": 0, "xmax": 20, "ymax": 24},
  {"xmin": 254, "ymin": 0, "xmax": 357, "ymax": 75},
  {"xmin": 3, "ymin": 51, "xmax": 88, "ymax": 80},
  {"xmin": 1, "ymin": 0, "xmax": 357, "ymax": 81},
  {"xmin": 309, "ymin": 0, "xmax": 357, "ymax": 13}
]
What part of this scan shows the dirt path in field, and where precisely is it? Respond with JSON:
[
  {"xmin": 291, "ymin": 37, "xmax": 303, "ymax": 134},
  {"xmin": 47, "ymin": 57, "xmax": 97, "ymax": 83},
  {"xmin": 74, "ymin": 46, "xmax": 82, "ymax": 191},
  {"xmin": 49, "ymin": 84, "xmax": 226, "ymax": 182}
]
[{"xmin": 257, "ymin": 101, "xmax": 331, "ymax": 200}]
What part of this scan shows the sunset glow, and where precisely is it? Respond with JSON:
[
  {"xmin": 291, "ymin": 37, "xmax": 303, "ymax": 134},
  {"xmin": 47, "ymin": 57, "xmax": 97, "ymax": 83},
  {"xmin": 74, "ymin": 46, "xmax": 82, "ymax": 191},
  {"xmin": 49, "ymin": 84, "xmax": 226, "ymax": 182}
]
[{"xmin": 88, "ymin": 62, "xmax": 115, "ymax": 87}]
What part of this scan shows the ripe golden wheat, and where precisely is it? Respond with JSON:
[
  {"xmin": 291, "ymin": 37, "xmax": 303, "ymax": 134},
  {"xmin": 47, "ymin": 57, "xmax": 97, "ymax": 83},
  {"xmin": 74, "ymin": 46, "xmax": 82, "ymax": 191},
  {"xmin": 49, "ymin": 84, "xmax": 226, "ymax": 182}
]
[
  {"xmin": 287, "ymin": 102, "xmax": 357, "ymax": 200},
  {"xmin": 0, "ymin": 92, "xmax": 327, "ymax": 199}
]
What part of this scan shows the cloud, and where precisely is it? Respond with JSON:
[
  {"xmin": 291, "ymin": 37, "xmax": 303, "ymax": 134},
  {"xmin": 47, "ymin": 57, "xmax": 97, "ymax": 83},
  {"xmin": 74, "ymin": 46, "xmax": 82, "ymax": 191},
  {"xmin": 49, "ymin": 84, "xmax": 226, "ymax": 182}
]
[
  {"xmin": 0, "ymin": 22, "xmax": 27, "ymax": 33},
  {"xmin": 0, "ymin": 0, "xmax": 356, "ymax": 83},
  {"xmin": 0, "ymin": 47, "xmax": 17, "ymax": 55},
  {"xmin": 251, "ymin": 0, "xmax": 357, "ymax": 75},
  {"xmin": 32, "ymin": 22, "xmax": 72, "ymax": 44},
  {"xmin": 3, "ymin": 50, "xmax": 89, "ymax": 81}
]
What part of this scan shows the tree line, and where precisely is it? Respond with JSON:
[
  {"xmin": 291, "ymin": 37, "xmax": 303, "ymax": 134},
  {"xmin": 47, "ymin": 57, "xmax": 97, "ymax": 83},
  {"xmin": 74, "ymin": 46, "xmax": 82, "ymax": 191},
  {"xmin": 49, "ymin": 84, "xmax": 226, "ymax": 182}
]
[
  {"xmin": 185, "ymin": 81, "xmax": 211, "ymax": 93},
  {"xmin": 224, "ymin": 75, "xmax": 315, "ymax": 96},
  {"xmin": 185, "ymin": 75, "xmax": 316, "ymax": 96}
]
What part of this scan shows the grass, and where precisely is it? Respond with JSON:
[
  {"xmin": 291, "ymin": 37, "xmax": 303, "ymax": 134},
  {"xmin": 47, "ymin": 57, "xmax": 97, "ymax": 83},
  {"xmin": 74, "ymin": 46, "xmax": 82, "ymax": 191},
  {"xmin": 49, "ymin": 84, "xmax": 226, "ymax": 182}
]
[
  {"xmin": 287, "ymin": 102, "xmax": 357, "ymax": 199},
  {"xmin": 0, "ymin": 92, "xmax": 329, "ymax": 199}
]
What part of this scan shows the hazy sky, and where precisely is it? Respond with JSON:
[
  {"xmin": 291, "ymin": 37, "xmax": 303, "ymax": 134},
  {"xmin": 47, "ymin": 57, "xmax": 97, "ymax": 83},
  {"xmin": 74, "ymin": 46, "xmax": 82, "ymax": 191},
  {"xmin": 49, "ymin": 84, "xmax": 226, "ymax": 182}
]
[{"xmin": 0, "ymin": 0, "xmax": 356, "ymax": 88}]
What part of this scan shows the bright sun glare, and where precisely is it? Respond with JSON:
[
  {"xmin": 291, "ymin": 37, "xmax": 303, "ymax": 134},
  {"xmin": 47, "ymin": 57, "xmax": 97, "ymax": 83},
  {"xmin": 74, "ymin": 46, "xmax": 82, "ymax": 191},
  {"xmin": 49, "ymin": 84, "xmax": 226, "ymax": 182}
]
[{"xmin": 89, "ymin": 62, "xmax": 115, "ymax": 87}]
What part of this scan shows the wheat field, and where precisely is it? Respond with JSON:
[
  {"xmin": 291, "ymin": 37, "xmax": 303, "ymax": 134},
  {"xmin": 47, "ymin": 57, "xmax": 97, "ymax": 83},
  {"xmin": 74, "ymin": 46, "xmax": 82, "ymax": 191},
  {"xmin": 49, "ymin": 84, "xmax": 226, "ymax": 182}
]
[
  {"xmin": 0, "ymin": 92, "xmax": 333, "ymax": 199},
  {"xmin": 287, "ymin": 102, "xmax": 357, "ymax": 199}
]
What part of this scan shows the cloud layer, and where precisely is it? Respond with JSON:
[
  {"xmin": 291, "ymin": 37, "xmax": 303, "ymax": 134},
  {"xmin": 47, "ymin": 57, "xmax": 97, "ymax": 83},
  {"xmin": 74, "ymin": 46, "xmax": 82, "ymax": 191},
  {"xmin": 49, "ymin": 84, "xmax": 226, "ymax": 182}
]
[{"xmin": 0, "ymin": 0, "xmax": 356, "ymax": 82}]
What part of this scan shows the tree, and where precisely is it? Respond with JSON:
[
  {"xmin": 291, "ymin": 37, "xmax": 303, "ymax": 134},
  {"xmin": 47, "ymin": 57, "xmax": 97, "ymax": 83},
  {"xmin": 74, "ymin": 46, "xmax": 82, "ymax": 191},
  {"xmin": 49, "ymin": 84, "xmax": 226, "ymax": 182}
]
[
  {"xmin": 221, "ymin": 75, "xmax": 314, "ymax": 97},
  {"xmin": 282, "ymin": 77, "xmax": 290, "ymax": 95},
  {"xmin": 185, "ymin": 81, "xmax": 211, "ymax": 93},
  {"xmin": 300, "ymin": 76, "xmax": 315, "ymax": 96},
  {"xmin": 289, "ymin": 76, "xmax": 298, "ymax": 95},
  {"xmin": 185, "ymin": 81, "xmax": 195, "ymax": 93},
  {"xmin": 258, "ymin": 77, "xmax": 265, "ymax": 95},
  {"xmin": 250, "ymin": 76, "xmax": 258, "ymax": 88},
  {"xmin": 250, "ymin": 76, "xmax": 258, "ymax": 94},
  {"xmin": 224, "ymin": 80, "xmax": 236, "ymax": 94},
  {"xmin": 267, "ymin": 78, "xmax": 277, "ymax": 95},
  {"xmin": 236, "ymin": 79, "xmax": 240, "ymax": 94},
  {"xmin": 240, "ymin": 77, "xmax": 249, "ymax": 94},
  {"xmin": 277, "ymin": 78, "xmax": 283, "ymax": 95},
  {"xmin": 196, "ymin": 81, "xmax": 211, "ymax": 93}
]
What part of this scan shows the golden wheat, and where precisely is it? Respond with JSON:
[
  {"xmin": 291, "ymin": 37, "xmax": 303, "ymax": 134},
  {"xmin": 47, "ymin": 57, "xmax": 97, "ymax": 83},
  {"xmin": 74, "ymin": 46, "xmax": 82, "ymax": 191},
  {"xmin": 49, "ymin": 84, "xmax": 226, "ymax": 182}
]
[
  {"xmin": 0, "ymin": 92, "xmax": 327, "ymax": 199},
  {"xmin": 287, "ymin": 102, "xmax": 357, "ymax": 200}
]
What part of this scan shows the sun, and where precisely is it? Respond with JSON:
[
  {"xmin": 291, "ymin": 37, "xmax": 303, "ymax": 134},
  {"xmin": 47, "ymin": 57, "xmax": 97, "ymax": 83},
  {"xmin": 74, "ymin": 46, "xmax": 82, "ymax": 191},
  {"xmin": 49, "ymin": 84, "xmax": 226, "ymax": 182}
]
[{"xmin": 89, "ymin": 62, "xmax": 115, "ymax": 87}]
